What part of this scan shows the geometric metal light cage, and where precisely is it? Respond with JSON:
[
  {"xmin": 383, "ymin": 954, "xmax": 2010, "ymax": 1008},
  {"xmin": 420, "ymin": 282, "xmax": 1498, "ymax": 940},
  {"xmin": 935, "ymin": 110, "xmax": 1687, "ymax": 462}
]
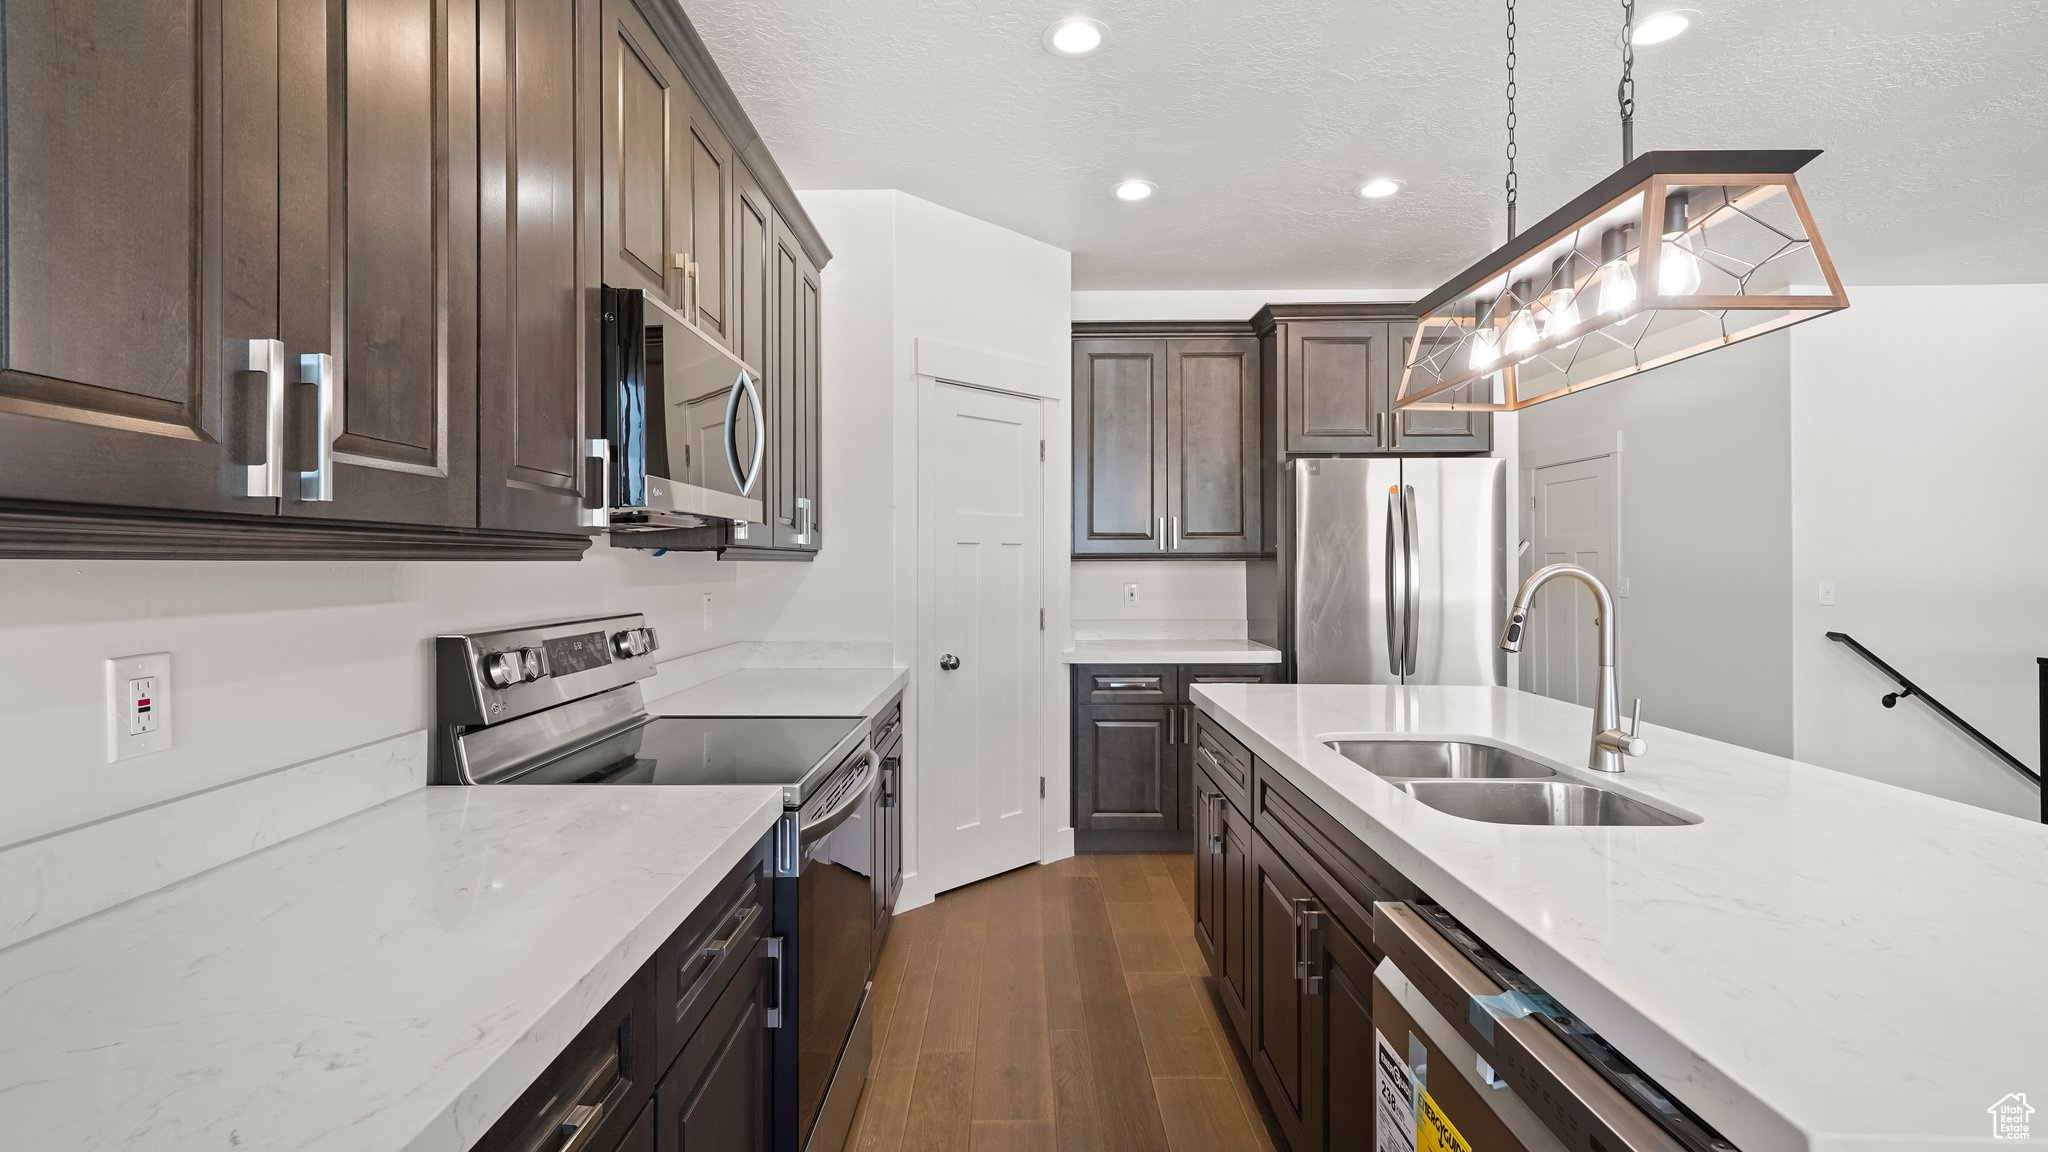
[{"xmin": 1397, "ymin": 150, "xmax": 1848, "ymax": 412}]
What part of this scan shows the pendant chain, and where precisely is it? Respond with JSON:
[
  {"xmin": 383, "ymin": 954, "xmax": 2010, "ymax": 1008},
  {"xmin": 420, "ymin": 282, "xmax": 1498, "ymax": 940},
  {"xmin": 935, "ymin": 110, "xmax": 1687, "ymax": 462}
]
[
  {"xmin": 1619, "ymin": 0, "xmax": 1637, "ymax": 163},
  {"xmin": 1504, "ymin": 0, "xmax": 1518, "ymax": 237}
]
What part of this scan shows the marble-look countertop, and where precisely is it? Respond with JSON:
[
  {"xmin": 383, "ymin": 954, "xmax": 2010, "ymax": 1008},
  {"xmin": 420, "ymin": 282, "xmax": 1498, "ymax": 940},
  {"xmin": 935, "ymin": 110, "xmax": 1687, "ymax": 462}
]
[
  {"xmin": 1190, "ymin": 683, "xmax": 2048, "ymax": 1152},
  {"xmin": 0, "ymin": 784, "xmax": 785, "ymax": 1152},
  {"xmin": 647, "ymin": 666, "xmax": 907, "ymax": 719},
  {"xmin": 1062, "ymin": 638, "xmax": 1282, "ymax": 665}
]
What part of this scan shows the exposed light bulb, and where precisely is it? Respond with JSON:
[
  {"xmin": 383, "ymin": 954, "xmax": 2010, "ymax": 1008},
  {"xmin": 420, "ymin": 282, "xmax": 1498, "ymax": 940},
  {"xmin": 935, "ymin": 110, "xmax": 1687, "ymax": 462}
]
[
  {"xmin": 1596, "ymin": 225, "xmax": 1638, "ymax": 316},
  {"xmin": 1468, "ymin": 324, "xmax": 1498, "ymax": 370},
  {"xmin": 1659, "ymin": 240, "xmax": 1702, "ymax": 295},
  {"xmin": 1546, "ymin": 286, "xmax": 1583, "ymax": 340},
  {"xmin": 1503, "ymin": 301, "xmax": 1540, "ymax": 358}
]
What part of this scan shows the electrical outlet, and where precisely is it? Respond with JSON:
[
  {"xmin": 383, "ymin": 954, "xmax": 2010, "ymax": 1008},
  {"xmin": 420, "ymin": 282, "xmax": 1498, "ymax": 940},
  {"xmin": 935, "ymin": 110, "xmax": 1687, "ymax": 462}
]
[
  {"xmin": 106, "ymin": 652, "xmax": 173, "ymax": 762},
  {"xmin": 1817, "ymin": 580, "xmax": 1836, "ymax": 606},
  {"xmin": 702, "ymin": 592, "xmax": 714, "ymax": 628},
  {"xmin": 1123, "ymin": 582, "xmax": 1139, "ymax": 607}
]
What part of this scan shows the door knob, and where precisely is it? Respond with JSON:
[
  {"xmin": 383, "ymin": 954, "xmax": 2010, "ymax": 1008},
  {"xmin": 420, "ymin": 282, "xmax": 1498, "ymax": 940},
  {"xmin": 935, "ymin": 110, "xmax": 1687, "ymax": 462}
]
[{"xmin": 939, "ymin": 654, "xmax": 961, "ymax": 671}]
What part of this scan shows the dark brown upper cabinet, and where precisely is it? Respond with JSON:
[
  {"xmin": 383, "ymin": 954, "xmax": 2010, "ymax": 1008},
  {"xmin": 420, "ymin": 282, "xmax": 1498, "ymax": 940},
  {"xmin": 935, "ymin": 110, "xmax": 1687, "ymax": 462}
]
[
  {"xmin": 0, "ymin": 0, "xmax": 281, "ymax": 518},
  {"xmin": 1072, "ymin": 338, "xmax": 1168, "ymax": 556},
  {"xmin": 477, "ymin": 0, "xmax": 603, "ymax": 535},
  {"xmin": 278, "ymin": 0, "xmax": 482, "ymax": 530},
  {"xmin": 1072, "ymin": 329, "xmax": 1260, "ymax": 559},
  {"xmin": 599, "ymin": 0, "xmax": 685, "ymax": 310},
  {"xmin": 677, "ymin": 87, "xmax": 735, "ymax": 351},
  {"xmin": 1254, "ymin": 304, "xmax": 1491, "ymax": 458}
]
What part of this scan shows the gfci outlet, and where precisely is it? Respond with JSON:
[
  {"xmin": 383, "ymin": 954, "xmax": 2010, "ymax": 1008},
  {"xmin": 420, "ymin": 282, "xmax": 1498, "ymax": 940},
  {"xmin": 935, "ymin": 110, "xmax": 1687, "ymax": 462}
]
[
  {"xmin": 1123, "ymin": 582, "xmax": 1140, "ymax": 607},
  {"xmin": 106, "ymin": 652, "xmax": 173, "ymax": 762}
]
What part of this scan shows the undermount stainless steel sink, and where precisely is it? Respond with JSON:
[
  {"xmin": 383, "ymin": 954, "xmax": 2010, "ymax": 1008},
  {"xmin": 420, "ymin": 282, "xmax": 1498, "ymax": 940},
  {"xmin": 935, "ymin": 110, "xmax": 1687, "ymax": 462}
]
[
  {"xmin": 1323, "ymin": 740, "xmax": 1558, "ymax": 781},
  {"xmin": 1396, "ymin": 779, "xmax": 1697, "ymax": 827}
]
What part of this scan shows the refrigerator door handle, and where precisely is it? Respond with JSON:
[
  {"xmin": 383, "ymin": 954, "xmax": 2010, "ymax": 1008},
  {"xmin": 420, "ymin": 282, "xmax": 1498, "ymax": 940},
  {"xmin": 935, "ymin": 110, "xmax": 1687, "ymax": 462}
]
[
  {"xmin": 1403, "ymin": 483, "xmax": 1422, "ymax": 676},
  {"xmin": 1385, "ymin": 485, "xmax": 1405, "ymax": 675}
]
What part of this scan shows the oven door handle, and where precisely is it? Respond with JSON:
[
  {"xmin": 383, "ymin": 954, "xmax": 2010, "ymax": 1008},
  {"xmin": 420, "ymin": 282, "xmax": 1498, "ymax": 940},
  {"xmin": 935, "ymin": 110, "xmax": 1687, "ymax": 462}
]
[{"xmin": 799, "ymin": 748, "xmax": 878, "ymax": 846}]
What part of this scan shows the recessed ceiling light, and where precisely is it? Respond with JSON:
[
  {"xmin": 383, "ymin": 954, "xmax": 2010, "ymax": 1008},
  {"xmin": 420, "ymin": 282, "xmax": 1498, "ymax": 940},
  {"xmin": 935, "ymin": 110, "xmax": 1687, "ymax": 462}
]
[
  {"xmin": 1629, "ymin": 9, "xmax": 1696, "ymax": 46},
  {"xmin": 1358, "ymin": 178, "xmax": 1404, "ymax": 200},
  {"xmin": 1043, "ymin": 17, "xmax": 1108, "ymax": 57},
  {"xmin": 1113, "ymin": 179, "xmax": 1155, "ymax": 202}
]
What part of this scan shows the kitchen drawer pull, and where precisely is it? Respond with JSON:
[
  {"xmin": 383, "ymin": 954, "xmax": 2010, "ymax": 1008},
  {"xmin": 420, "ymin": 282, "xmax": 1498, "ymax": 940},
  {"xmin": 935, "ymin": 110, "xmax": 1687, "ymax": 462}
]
[
  {"xmin": 517, "ymin": 1048, "xmax": 623, "ymax": 1152},
  {"xmin": 1300, "ymin": 905, "xmax": 1325, "ymax": 995},
  {"xmin": 1097, "ymin": 680, "xmax": 1157, "ymax": 691},
  {"xmin": 677, "ymin": 899, "xmax": 761, "ymax": 1012},
  {"xmin": 1207, "ymin": 794, "xmax": 1224, "ymax": 856}
]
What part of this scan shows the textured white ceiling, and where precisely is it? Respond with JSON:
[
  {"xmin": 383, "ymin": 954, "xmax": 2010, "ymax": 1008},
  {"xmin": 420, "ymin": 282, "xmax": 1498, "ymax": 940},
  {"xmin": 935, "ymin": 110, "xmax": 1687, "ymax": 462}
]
[{"xmin": 686, "ymin": 0, "xmax": 2048, "ymax": 289}]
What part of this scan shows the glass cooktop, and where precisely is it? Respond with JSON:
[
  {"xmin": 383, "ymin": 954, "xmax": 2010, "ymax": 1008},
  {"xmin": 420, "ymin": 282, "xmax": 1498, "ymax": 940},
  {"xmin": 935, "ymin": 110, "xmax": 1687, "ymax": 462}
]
[{"xmin": 503, "ymin": 714, "xmax": 864, "ymax": 803}]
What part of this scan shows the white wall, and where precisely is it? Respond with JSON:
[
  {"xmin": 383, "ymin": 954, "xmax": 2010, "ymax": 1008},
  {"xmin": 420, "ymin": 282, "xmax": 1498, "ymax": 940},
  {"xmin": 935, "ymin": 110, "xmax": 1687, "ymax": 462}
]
[
  {"xmin": 1070, "ymin": 561, "xmax": 1247, "ymax": 639},
  {"xmin": 1790, "ymin": 285, "xmax": 2047, "ymax": 817},
  {"xmin": 1518, "ymin": 333, "xmax": 1797, "ymax": 755},
  {"xmin": 0, "ymin": 548, "xmax": 754, "ymax": 848},
  {"xmin": 1071, "ymin": 287, "xmax": 1426, "ymax": 323},
  {"xmin": 797, "ymin": 190, "xmax": 1074, "ymax": 903}
]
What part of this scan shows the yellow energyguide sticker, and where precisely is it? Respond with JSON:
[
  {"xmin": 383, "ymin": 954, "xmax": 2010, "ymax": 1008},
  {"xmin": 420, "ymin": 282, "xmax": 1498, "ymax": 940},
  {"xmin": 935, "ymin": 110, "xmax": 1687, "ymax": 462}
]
[{"xmin": 1417, "ymin": 1089, "xmax": 1473, "ymax": 1152}]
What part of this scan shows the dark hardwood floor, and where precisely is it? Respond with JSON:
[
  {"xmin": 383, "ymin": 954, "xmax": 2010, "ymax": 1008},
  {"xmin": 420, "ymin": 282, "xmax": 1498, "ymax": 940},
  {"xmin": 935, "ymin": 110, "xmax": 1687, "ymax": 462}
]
[{"xmin": 847, "ymin": 853, "xmax": 1280, "ymax": 1152}]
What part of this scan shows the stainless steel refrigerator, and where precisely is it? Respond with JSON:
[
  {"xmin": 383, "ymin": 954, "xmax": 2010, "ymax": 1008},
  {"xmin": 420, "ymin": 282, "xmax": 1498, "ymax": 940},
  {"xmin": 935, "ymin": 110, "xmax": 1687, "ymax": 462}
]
[{"xmin": 1286, "ymin": 457, "xmax": 1507, "ymax": 685}]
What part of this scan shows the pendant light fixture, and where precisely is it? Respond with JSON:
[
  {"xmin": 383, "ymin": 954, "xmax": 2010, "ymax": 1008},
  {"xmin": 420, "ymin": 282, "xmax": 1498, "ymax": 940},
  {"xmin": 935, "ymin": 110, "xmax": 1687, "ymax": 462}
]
[{"xmin": 1395, "ymin": 0, "xmax": 1848, "ymax": 413}]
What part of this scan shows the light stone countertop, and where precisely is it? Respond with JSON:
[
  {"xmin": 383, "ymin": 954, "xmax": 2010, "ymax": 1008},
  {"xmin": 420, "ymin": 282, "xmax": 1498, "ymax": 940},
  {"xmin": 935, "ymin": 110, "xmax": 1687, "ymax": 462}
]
[
  {"xmin": 1190, "ymin": 682, "xmax": 2048, "ymax": 1152},
  {"xmin": 646, "ymin": 666, "xmax": 908, "ymax": 719},
  {"xmin": 1061, "ymin": 638, "xmax": 1282, "ymax": 665},
  {"xmin": 0, "ymin": 784, "xmax": 785, "ymax": 1152}
]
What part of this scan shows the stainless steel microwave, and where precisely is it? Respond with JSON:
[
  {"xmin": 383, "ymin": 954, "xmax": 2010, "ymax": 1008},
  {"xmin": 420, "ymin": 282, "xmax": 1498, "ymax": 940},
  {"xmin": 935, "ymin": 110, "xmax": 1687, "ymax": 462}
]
[{"xmin": 592, "ymin": 285, "xmax": 766, "ymax": 531}]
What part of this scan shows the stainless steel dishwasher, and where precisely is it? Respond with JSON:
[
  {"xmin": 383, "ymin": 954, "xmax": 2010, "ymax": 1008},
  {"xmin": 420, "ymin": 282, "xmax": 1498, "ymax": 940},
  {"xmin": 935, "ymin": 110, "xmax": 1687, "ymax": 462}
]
[{"xmin": 1370, "ymin": 902, "xmax": 1740, "ymax": 1152}]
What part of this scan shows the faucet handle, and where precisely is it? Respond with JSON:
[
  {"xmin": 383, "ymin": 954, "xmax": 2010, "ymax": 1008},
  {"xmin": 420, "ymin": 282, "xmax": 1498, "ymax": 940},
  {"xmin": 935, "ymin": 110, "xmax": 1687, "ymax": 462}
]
[
  {"xmin": 1613, "ymin": 698, "xmax": 1647, "ymax": 757},
  {"xmin": 1628, "ymin": 698, "xmax": 1643, "ymax": 737}
]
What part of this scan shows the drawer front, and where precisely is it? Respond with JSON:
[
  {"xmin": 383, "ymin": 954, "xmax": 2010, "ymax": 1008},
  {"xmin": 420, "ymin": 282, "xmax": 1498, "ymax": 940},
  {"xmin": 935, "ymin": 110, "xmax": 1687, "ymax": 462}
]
[
  {"xmin": 472, "ymin": 959, "xmax": 657, "ymax": 1152},
  {"xmin": 1076, "ymin": 663, "xmax": 1176, "ymax": 705},
  {"xmin": 1192, "ymin": 712, "xmax": 1253, "ymax": 816},
  {"xmin": 1180, "ymin": 664, "xmax": 1277, "ymax": 702},
  {"xmin": 653, "ymin": 834, "xmax": 774, "ymax": 1071},
  {"xmin": 871, "ymin": 690, "xmax": 904, "ymax": 757},
  {"xmin": 1253, "ymin": 759, "xmax": 1423, "ymax": 957}
]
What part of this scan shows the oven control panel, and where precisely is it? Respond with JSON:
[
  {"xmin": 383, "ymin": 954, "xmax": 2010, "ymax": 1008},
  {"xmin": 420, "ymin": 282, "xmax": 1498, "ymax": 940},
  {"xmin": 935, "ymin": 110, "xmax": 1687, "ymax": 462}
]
[{"xmin": 436, "ymin": 613, "xmax": 660, "ymax": 729}]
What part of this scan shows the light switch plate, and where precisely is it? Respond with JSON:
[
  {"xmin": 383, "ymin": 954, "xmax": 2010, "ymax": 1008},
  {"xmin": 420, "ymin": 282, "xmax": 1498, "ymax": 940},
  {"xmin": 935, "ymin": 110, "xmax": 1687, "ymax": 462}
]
[
  {"xmin": 106, "ymin": 652, "xmax": 173, "ymax": 762},
  {"xmin": 702, "ymin": 592, "xmax": 714, "ymax": 628},
  {"xmin": 1817, "ymin": 580, "xmax": 1836, "ymax": 605},
  {"xmin": 1617, "ymin": 577, "xmax": 1631, "ymax": 598}
]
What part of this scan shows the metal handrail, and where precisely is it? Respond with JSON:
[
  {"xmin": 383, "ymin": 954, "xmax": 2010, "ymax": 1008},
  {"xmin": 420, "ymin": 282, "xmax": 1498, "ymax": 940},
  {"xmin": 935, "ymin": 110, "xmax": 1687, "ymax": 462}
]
[{"xmin": 1825, "ymin": 632, "xmax": 2040, "ymax": 795}]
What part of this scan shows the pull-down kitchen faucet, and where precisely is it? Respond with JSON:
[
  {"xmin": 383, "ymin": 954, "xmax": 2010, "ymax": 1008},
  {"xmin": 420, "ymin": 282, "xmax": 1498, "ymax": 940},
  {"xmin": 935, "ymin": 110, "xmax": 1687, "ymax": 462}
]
[{"xmin": 1499, "ymin": 563, "xmax": 1646, "ymax": 773}]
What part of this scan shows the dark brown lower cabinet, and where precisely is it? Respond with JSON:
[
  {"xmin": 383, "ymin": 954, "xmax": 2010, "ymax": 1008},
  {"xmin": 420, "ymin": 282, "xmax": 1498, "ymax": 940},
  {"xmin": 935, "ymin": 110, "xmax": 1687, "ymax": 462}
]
[
  {"xmin": 654, "ymin": 937, "xmax": 777, "ymax": 1152},
  {"xmin": 1192, "ymin": 763, "xmax": 1254, "ymax": 1046},
  {"xmin": 1250, "ymin": 834, "xmax": 1316, "ymax": 1151},
  {"xmin": 871, "ymin": 691, "xmax": 905, "ymax": 962},
  {"xmin": 1074, "ymin": 704, "xmax": 1178, "ymax": 839}
]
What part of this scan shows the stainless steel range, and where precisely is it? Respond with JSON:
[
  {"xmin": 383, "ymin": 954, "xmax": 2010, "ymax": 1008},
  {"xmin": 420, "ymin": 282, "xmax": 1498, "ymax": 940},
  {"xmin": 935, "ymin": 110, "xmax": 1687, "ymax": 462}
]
[{"xmin": 435, "ymin": 613, "xmax": 877, "ymax": 1152}]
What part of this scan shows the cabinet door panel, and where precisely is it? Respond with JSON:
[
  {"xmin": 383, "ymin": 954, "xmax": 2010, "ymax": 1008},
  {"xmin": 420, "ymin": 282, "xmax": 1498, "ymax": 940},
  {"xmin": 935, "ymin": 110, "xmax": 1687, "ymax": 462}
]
[
  {"xmin": 654, "ymin": 941, "xmax": 774, "ymax": 1152},
  {"xmin": 1218, "ymin": 796, "xmax": 1254, "ymax": 1048},
  {"xmin": 1194, "ymin": 770, "xmax": 1224, "ymax": 969},
  {"xmin": 799, "ymin": 261, "xmax": 822, "ymax": 548},
  {"xmin": 679, "ymin": 88, "xmax": 733, "ymax": 347},
  {"xmin": 1250, "ymin": 835, "xmax": 1313, "ymax": 1151},
  {"xmin": 1390, "ymin": 320, "xmax": 1490, "ymax": 453},
  {"xmin": 1315, "ymin": 914, "xmax": 1378, "ymax": 1152},
  {"xmin": 731, "ymin": 165, "xmax": 772, "ymax": 378},
  {"xmin": 1166, "ymin": 338, "xmax": 1259, "ymax": 555},
  {"xmin": 280, "ymin": 0, "xmax": 478, "ymax": 527},
  {"xmin": 1286, "ymin": 321, "xmax": 1387, "ymax": 454},
  {"xmin": 600, "ymin": 0, "xmax": 680, "ymax": 304},
  {"xmin": 478, "ymin": 0, "xmax": 598, "ymax": 534},
  {"xmin": 1073, "ymin": 705, "xmax": 1176, "ymax": 833},
  {"xmin": 769, "ymin": 221, "xmax": 800, "ymax": 546},
  {"xmin": 1072, "ymin": 339, "xmax": 1167, "ymax": 555},
  {"xmin": 0, "ymin": 0, "xmax": 278, "ymax": 514}
]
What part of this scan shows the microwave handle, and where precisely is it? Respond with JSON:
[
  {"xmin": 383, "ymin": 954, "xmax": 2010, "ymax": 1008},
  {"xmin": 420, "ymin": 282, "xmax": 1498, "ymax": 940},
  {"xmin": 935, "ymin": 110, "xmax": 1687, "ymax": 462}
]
[{"xmin": 723, "ymin": 368, "xmax": 765, "ymax": 497}]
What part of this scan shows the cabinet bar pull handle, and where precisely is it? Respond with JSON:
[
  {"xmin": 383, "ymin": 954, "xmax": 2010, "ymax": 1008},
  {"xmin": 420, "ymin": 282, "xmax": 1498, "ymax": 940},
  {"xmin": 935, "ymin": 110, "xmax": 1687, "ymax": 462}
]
[
  {"xmin": 1301, "ymin": 905, "xmax": 1325, "ymax": 995},
  {"xmin": 1208, "ymin": 795, "xmax": 1224, "ymax": 855},
  {"xmin": 1170, "ymin": 515, "xmax": 1179, "ymax": 550},
  {"xmin": 239, "ymin": 339, "xmax": 286, "ymax": 499},
  {"xmin": 797, "ymin": 495, "xmax": 813, "ymax": 544},
  {"xmin": 1157, "ymin": 516, "xmax": 1166, "ymax": 551},
  {"xmin": 579, "ymin": 438, "xmax": 611, "ymax": 529},
  {"xmin": 1098, "ymin": 680, "xmax": 1155, "ymax": 690},
  {"xmin": 296, "ymin": 353, "xmax": 339, "ymax": 502},
  {"xmin": 763, "ymin": 935, "xmax": 786, "ymax": 1028},
  {"xmin": 1375, "ymin": 410, "xmax": 1386, "ymax": 445}
]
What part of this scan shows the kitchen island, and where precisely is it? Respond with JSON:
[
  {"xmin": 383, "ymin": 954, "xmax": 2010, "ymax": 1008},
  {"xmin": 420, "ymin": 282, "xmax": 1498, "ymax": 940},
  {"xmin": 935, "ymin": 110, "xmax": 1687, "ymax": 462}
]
[{"xmin": 1191, "ymin": 682, "xmax": 2048, "ymax": 1152}]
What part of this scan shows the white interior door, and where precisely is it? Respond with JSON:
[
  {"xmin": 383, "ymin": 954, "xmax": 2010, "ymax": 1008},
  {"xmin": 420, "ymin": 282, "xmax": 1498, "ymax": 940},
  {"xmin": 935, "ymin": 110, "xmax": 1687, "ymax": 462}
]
[
  {"xmin": 922, "ymin": 380, "xmax": 1045, "ymax": 893},
  {"xmin": 1525, "ymin": 454, "xmax": 1617, "ymax": 706}
]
